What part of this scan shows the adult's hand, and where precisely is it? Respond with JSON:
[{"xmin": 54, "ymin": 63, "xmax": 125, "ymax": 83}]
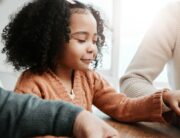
[
  {"xmin": 73, "ymin": 110, "xmax": 119, "ymax": 138},
  {"xmin": 163, "ymin": 90, "xmax": 180, "ymax": 116}
]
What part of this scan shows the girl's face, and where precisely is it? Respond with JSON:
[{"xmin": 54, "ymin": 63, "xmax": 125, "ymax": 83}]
[{"xmin": 60, "ymin": 10, "xmax": 98, "ymax": 71}]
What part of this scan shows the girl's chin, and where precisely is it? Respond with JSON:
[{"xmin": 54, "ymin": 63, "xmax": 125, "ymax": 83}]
[
  {"xmin": 74, "ymin": 63, "xmax": 91, "ymax": 71},
  {"xmin": 78, "ymin": 66, "xmax": 90, "ymax": 71}
]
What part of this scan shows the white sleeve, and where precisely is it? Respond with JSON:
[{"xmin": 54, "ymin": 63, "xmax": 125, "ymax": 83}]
[{"xmin": 120, "ymin": 2, "xmax": 180, "ymax": 97}]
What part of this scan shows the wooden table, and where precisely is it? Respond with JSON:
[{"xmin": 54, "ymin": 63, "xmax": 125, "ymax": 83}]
[{"xmin": 94, "ymin": 109, "xmax": 180, "ymax": 138}]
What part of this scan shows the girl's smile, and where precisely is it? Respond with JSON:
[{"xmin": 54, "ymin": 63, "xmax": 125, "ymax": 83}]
[{"xmin": 80, "ymin": 58, "xmax": 94, "ymax": 64}]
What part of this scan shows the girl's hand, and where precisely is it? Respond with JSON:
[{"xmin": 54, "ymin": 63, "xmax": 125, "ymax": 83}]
[{"xmin": 163, "ymin": 90, "xmax": 180, "ymax": 115}]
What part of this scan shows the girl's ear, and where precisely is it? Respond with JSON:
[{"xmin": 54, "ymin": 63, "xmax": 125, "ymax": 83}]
[{"xmin": 66, "ymin": 0, "xmax": 76, "ymax": 4}]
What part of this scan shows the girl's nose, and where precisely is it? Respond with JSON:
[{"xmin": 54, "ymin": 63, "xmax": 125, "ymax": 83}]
[{"xmin": 87, "ymin": 42, "xmax": 97, "ymax": 54}]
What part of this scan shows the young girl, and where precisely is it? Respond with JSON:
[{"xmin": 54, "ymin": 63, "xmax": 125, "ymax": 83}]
[{"xmin": 2, "ymin": 0, "xmax": 180, "ymax": 136}]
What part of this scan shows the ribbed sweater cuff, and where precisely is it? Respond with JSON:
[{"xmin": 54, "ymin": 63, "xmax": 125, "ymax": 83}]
[{"xmin": 148, "ymin": 91, "xmax": 167, "ymax": 124}]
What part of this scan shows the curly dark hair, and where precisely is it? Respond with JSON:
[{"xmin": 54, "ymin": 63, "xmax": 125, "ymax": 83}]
[{"xmin": 1, "ymin": 0, "xmax": 105, "ymax": 74}]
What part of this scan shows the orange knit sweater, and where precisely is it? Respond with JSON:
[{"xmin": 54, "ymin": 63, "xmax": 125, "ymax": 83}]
[{"xmin": 14, "ymin": 69, "xmax": 166, "ymax": 137}]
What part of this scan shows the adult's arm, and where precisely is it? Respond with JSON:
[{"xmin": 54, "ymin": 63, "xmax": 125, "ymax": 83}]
[
  {"xmin": 120, "ymin": 2, "xmax": 180, "ymax": 97},
  {"xmin": 0, "ymin": 87, "xmax": 82, "ymax": 138}
]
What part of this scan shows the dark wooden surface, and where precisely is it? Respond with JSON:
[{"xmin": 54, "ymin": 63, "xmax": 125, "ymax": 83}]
[{"xmin": 94, "ymin": 110, "xmax": 180, "ymax": 138}]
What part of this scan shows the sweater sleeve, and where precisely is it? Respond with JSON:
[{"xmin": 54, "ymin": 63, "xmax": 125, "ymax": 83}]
[
  {"xmin": 0, "ymin": 87, "xmax": 82, "ymax": 138},
  {"xmin": 120, "ymin": 2, "xmax": 180, "ymax": 97},
  {"xmin": 92, "ymin": 72, "xmax": 165, "ymax": 123}
]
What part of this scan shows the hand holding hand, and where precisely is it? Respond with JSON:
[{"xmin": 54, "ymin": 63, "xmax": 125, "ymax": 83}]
[{"xmin": 73, "ymin": 110, "xmax": 119, "ymax": 138}]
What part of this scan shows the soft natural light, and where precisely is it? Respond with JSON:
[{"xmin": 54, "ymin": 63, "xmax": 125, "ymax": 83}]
[
  {"xmin": 0, "ymin": 0, "xmax": 177, "ymax": 89},
  {"xmin": 119, "ymin": 0, "xmax": 174, "ymax": 88}
]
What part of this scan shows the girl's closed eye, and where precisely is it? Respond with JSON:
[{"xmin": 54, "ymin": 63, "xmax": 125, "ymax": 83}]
[
  {"xmin": 76, "ymin": 38, "xmax": 87, "ymax": 43},
  {"xmin": 71, "ymin": 33, "xmax": 87, "ymax": 43},
  {"xmin": 76, "ymin": 38, "xmax": 97, "ymax": 45},
  {"xmin": 70, "ymin": 33, "xmax": 98, "ymax": 44}
]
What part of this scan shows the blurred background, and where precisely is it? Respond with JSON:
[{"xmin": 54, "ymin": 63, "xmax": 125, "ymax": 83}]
[{"xmin": 0, "ymin": 0, "xmax": 176, "ymax": 90}]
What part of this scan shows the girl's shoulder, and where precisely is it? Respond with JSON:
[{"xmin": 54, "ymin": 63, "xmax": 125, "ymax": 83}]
[
  {"xmin": 17, "ymin": 69, "xmax": 50, "ymax": 84},
  {"xmin": 20, "ymin": 69, "xmax": 42, "ymax": 80}
]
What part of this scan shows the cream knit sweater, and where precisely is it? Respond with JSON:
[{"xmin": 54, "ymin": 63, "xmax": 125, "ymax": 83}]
[{"xmin": 120, "ymin": 2, "xmax": 180, "ymax": 97}]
